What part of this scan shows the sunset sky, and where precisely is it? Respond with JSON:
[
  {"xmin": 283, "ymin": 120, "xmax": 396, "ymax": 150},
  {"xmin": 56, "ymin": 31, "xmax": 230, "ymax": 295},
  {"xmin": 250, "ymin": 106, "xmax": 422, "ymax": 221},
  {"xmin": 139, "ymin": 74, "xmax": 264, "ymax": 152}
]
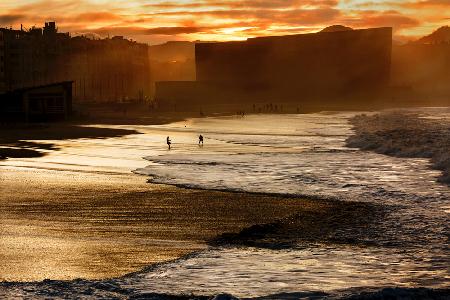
[{"xmin": 0, "ymin": 0, "xmax": 448, "ymax": 44}]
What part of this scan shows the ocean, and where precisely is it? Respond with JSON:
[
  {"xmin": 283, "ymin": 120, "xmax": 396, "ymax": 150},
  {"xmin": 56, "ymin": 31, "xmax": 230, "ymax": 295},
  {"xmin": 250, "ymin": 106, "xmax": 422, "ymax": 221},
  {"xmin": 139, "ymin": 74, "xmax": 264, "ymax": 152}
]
[
  {"xmin": 1, "ymin": 109, "xmax": 448, "ymax": 298},
  {"xmin": 131, "ymin": 111, "xmax": 449, "ymax": 296}
]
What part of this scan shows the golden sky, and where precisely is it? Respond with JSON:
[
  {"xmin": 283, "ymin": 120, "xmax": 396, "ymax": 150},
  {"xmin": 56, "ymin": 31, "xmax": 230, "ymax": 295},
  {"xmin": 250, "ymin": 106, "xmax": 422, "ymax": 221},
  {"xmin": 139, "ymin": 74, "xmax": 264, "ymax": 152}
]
[{"xmin": 0, "ymin": 0, "xmax": 448, "ymax": 44}]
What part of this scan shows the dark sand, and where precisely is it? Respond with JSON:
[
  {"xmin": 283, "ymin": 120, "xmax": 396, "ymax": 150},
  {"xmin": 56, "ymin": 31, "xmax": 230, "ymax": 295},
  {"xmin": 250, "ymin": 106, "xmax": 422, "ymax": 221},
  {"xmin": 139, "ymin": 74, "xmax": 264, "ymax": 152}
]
[
  {"xmin": 0, "ymin": 165, "xmax": 326, "ymax": 282},
  {"xmin": 0, "ymin": 124, "xmax": 140, "ymax": 160},
  {"xmin": 0, "ymin": 121, "xmax": 384, "ymax": 283}
]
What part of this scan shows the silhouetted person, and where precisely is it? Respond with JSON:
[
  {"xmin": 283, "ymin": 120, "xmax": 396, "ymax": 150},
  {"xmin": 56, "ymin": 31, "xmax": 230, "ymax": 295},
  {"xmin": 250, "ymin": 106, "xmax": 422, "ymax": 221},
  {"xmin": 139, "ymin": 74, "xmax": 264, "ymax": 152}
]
[
  {"xmin": 166, "ymin": 136, "xmax": 171, "ymax": 150},
  {"xmin": 198, "ymin": 134, "xmax": 204, "ymax": 146}
]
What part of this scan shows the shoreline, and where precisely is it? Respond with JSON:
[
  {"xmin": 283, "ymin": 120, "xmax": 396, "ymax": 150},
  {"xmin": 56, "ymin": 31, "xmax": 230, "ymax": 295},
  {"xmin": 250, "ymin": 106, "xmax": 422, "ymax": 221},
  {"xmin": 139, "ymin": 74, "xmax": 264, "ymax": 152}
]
[
  {"xmin": 1, "ymin": 163, "xmax": 328, "ymax": 282},
  {"xmin": 1, "ymin": 154, "xmax": 390, "ymax": 284},
  {"xmin": 2, "ymin": 270, "xmax": 448, "ymax": 300},
  {"xmin": 1, "ymin": 111, "xmax": 448, "ymax": 299}
]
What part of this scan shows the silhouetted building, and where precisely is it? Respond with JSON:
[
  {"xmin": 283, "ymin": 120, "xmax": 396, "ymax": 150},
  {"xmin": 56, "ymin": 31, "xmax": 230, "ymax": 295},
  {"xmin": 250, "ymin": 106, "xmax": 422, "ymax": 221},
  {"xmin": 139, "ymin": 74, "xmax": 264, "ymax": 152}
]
[
  {"xmin": 0, "ymin": 81, "xmax": 73, "ymax": 122},
  {"xmin": 43, "ymin": 22, "xmax": 57, "ymax": 36},
  {"xmin": 69, "ymin": 35, "xmax": 151, "ymax": 102},
  {"xmin": 0, "ymin": 23, "xmax": 151, "ymax": 103},
  {"xmin": 156, "ymin": 27, "xmax": 393, "ymax": 110}
]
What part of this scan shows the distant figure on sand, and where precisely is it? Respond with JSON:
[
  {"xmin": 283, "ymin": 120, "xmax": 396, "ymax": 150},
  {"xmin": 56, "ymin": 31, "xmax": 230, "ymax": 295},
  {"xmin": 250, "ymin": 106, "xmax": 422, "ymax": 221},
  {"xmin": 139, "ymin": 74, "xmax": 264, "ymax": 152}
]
[
  {"xmin": 198, "ymin": 134, "xmax": 204, "ymax": 146},
  {"xmin": 166, "ymin": 136, "xmax": 171, "ymax": 150}
]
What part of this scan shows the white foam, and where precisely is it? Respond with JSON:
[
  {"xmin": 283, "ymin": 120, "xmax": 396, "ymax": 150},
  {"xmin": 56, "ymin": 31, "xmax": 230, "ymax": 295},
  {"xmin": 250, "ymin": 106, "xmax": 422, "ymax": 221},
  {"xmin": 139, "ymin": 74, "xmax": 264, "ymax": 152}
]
[
  {"xmin": 120, "ymin": 246, "xmax": 449, "ymax": 297},
  {"xmin": 133, "ymin": 111, "xmax": 449, "ymax": 294},
  {"xmin": 136, "ymin": 112, "xmax": 450, "ymax": 204}
]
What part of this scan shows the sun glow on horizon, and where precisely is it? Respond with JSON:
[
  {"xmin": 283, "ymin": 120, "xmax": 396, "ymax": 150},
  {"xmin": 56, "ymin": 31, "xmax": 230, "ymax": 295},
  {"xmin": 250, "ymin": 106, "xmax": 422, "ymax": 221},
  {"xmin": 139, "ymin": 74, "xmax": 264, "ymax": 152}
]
[{"xmin": 0, "ymin": 0, "xmax": 448, "ymax": 44}]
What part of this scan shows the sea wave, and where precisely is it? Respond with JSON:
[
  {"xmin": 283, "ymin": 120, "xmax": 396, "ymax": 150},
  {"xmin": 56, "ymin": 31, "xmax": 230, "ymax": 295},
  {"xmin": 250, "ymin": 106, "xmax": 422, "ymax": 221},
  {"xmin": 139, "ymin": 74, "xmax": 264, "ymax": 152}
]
[
  {"xmin": 4, "ymin": 112, "xmax": 448, "ymax": 298},
  {"xmin": 347, "ymin": 112, "xmax": 450, "ymax": 184},
  {"xmin": 131, "ymin": 112, "xmax": 449, "ymax": 297}
]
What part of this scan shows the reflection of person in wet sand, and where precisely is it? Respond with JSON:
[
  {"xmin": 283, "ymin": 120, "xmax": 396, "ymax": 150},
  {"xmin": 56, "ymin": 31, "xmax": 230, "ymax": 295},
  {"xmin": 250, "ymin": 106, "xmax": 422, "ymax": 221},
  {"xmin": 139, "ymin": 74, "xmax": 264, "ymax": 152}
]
[
  {"xmin": 198, "ymin": 134, "xmax": 204, "ymax": 146},
  {"xmin": 166, "ymin": 136, "xmax": 171, "ymax": 150}
]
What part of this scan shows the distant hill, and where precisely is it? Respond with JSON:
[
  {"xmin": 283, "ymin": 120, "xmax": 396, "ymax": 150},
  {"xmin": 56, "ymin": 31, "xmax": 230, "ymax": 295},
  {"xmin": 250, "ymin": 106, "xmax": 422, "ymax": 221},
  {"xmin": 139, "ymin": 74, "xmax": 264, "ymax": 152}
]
[
  {"xmin": 320, "ymin": 25, "xmax": 353, "ymax": 33},
  {"xmin": 416, "ymin": 26, "xmax": 450, "ymax": 44}
]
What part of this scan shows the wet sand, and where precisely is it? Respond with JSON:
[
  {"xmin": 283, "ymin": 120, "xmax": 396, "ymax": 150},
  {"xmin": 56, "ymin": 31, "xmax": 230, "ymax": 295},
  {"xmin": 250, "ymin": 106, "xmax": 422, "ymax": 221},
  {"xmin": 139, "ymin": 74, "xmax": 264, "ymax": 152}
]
[
  {"xmin": 0, "ymin": 120, "xmax": 384, "ymax": 284},
  {"xmin": 0, "ymin": 165, "xmax": 323, "ymax": 282},
  {"xmin": 0, "ymin": 118, "xmax": 388, "ymax": 282},
  {"xmin": 0, "ymin": 124, "xmax": 140, "ymax": 160},
  {"xmin": 0, "ymin": 122, "xmax": 327, "ymax": 282},
  {"xmin": 1, "ymin": 114, "xmax": 448, "ymax": 299}
]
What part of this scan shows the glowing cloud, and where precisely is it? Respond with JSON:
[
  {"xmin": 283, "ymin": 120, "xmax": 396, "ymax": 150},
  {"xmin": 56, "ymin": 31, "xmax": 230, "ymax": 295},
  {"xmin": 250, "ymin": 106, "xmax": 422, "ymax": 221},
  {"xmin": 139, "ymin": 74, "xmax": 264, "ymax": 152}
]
[{"xmin": 0, "ymin": 0, "xmax": 447, "ymax": 44}]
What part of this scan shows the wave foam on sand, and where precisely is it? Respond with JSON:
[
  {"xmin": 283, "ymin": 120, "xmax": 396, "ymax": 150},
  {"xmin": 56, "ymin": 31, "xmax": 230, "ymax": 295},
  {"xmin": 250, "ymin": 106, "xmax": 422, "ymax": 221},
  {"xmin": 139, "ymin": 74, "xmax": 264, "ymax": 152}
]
[{"xmin": 347, "ymin": 111, "xmax": 450, "ymax": 184}]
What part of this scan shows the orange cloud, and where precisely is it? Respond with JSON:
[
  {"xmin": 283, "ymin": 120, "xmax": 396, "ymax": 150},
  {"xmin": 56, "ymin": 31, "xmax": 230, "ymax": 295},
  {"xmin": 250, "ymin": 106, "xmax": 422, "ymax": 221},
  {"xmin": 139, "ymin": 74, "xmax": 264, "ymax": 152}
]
[
  {"xmin": 0, "ymin": 14, "xmax": 26, "ymax": 24},
  {"xmin": 0, "ymin": 0, "xmax": 447, "ymax": 44},
  {"xmin": 343, "ymin": 10, "xmax": 420, "ymax": 30},
  {"xmin": 70, "ymin": 12, "xmax": 123, "ymax": 22}
]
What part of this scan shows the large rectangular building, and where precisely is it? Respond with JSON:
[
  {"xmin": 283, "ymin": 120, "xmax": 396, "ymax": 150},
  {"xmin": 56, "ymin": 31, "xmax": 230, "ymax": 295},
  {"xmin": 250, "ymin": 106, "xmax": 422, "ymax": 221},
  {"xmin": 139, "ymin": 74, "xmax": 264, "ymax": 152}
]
[
  {"xmin": 196, "ymin": 27, "xmax": 392, "ymax": 102},
  {"xmin": 156, "ymin": 27, "xmax": 393, "ymax": 110}
]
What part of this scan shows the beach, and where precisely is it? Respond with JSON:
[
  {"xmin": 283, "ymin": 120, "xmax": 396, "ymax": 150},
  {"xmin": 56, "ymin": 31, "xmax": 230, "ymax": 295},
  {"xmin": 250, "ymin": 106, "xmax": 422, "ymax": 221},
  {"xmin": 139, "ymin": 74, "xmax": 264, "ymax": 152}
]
[
  {"xmin": 0, "ymin": 165, "xmax": 324, "ymax": 282},
  {"xmin": 0, "ymin": 122, "xmax": 331, "ymax": 282},
  {"xmin": 0, "ymin": 111, "xmax": 449, "ymax": 298}
]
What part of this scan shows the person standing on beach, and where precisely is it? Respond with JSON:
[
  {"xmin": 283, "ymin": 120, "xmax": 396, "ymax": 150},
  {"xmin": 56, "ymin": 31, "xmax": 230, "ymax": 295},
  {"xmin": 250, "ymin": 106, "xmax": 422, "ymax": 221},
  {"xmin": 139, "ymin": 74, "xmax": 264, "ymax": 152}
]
[
  {"xmin": 198, "ymin": 134, "xmax": 204, "ymax": 146},
  {"xmin": 166, "ymin": 136, "xmax": 171, "ymax": 150}
]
